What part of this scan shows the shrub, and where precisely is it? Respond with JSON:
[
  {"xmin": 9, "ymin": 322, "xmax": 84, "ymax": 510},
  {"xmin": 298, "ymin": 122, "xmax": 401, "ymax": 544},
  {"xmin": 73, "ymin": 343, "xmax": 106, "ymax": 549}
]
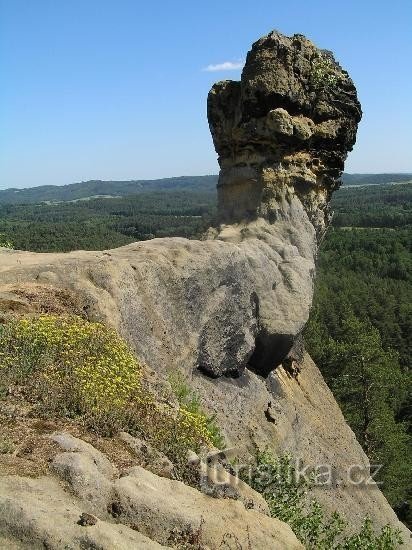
[
  {"xmin": 169, "ymin": 371, "xmax": 225, "ymax": 449},
  {"xmin": 340, "ymin": 518, "xmax": 404, "ymax": 550},
  {"xmin": 0, "ymin": 315, "xmax": 219, "ymax": 471},
  {"xmin": 0, "ymin": 315, "xmax": 142, "ymax": 413},
  {"xmin": 243, "ymin": 451, "xmax": 403, "ymax": 549},
  {"xmin": 0, "ymin": 234, "xmax": 13, "ymax": 249}
]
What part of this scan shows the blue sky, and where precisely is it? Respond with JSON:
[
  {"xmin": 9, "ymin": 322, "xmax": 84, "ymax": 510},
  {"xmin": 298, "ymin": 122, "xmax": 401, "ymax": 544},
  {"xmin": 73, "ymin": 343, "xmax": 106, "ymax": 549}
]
[{"xmin": 1, "ymin": 0, "xmax": 411, "ymax": 189}]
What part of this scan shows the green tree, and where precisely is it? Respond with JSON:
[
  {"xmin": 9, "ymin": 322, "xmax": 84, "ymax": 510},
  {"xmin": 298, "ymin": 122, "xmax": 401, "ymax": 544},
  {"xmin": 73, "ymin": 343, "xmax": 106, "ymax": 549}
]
[{"xmin": 325, "ymin": 316, "xmax": 411, "ymax": 510}]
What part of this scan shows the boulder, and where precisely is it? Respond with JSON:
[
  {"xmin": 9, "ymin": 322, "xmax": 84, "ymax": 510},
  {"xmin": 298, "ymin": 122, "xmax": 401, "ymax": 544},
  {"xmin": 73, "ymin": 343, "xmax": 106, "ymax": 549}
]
[
  {"xmin": 50, "ymin": 451, "xmax": 114, "ymax": 516},
  {"xmin": 50, "ymin": 432, "xmax": 115, "ymax": 477},
  {"xmin": 0, "ymin": 475, "xmax": 167, "ymax": 549},
  {"xmin": 0, "ymin": 433, "xmax": 302, "ymax": 549},
  {"xmin": 49, "ymin": 432, "xmax": 116, "ymax": 516},
  {"xmin": 113, "ymin": 465, "xmax": 302, "ymax": 548}
]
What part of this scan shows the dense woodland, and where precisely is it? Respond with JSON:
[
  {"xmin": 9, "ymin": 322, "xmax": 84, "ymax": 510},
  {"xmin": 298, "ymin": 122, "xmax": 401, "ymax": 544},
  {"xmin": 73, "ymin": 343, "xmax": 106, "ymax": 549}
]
[
  {"xmin": 306, "ymin": 183, "xmax": 412, "ymax": 528},
  {"xmin": 0, "ymin": 179, "xmax": 411, "ymax": 528},
  {"xmin": 1, "ymin": 172, "xmax": 410, "ymax": 205},
  {"xmin": 0, "ymin": 190, "xmax": 217, "ymax": 252}
]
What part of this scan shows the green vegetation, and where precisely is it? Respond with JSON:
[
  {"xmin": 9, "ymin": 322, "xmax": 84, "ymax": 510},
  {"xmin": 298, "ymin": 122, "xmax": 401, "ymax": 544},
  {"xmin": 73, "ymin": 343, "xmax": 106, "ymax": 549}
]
[
  {"xmin": 0, "ymin": 175, "xmax": 218, "ymax": 205},
  {"xmin": 306, "ymin": 182, "xmax": 412, "ymax": 528},
  {"xmin": 245, "ymin": 451, "xmax": 403, "ymax": 549},
  {"xmin": 311, "ymin": 52, "xmax": 341, "ymax": 91},
  {"xmin": 0, "ymin": 176, "xmax": 411, "ymax": 530},
  {"xmin": 2, "ymin": 173, "xmax": 410, "ymax": 210},
  {"xmin": 0, "ymin": 233, "xmax": 13, "ymax": 248},
  {"xmin": 0, "ymin": 177, "xmax": 411, "ymax": 253},
  {"xmin": 169, "ymin": 371, "xmax": 225, "ymax": 449},
  {"xmin": 306, "ymin": 315, "xmax": 411, "ymax": 507},
  {"xmin": 341, "ymin": 174, "xmax": 412, "ymax": 187},
  {"xmin": 0, "ymin": 315, "xmax": 144, "ymax": 412},
  {"xmin": 0, "ymin": 190, "xmax": 216, "ymax": 251},
  {"xmin": 332, "ymin": 183, "xmax": 412, "ymax": 227},
  {"xmin": 0, "ymin": 315, "xmax": 217, "ymax": 474}
]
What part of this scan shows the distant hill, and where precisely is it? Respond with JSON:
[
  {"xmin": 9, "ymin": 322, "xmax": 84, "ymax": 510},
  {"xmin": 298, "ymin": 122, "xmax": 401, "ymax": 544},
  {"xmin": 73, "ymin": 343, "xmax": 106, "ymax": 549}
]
[
  {"xmin": 1, "ymin": 173, "xmax": 411, "ymax": 205},
  {"xmin": 0, "ymin": 176, "xmax": 218, "ymax": 205},
  {"xmin": 341, "ymin": 173, "xmax": 412, "ymax": 186}
]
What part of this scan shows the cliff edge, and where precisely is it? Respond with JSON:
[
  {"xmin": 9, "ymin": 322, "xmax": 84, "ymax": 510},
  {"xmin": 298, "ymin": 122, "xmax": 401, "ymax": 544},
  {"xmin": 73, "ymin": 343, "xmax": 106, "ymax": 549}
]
[{"xmin": 0, "ymin": 30, "xmax": 410, "ymax": 548}]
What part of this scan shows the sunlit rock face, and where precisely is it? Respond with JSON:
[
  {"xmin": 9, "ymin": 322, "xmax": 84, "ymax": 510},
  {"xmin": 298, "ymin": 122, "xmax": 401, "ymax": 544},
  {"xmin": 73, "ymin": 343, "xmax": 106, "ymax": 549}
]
[
  {"xmin": 204, "ymin": 31, "xmax": 361, "ymax": 373},
  {"xmin": 1, "ymin": 33, "xmax": 408, "ymax": 542},
  {"xmin": 0, "ymin": 32, "xmax": 361, "ymax": 379},
  {"xmin": 208, "ymin": 30, "xmax": 362, "ymax": 236}
]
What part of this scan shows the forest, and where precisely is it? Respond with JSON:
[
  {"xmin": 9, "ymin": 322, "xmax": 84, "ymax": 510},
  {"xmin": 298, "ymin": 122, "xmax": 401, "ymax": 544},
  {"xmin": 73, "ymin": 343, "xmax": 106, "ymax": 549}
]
[
  {"xmin": 0, "ymin": 180, "xmax": 411, "ymax": 528},
  {"xmin": 305, "ymin": 183, "xmax": 412, "ymax": 528},
  {"xmin": 0, "ymin": 190, "xmax": 217, "ymax": 252}
]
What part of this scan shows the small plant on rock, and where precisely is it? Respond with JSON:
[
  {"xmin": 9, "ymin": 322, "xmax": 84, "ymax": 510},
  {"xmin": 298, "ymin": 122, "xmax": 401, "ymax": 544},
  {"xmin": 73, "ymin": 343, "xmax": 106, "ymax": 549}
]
[
  {"xmin": 0, "ymin": 234, "xmax": 13, "ymax": 249},
  {"xmin": 311, "ymin": 52, "xmax": 342, "ymax": 92},
  {"xmin": 0, "ymin": 314, "xmax": 221, "ymax": 475},
  {"xmin": 243, "ymin": 451, "xmax": 403, "ymax": 549},
  {"xmin": 169, "ymin": 371, "xmax": 225, "ymax": 450}
]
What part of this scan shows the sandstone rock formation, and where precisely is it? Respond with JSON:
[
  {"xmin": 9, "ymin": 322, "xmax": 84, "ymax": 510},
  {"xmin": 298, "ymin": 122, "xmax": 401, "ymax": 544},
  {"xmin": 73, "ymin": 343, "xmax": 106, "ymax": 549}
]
[
  {"xmin": 1, "ymin": 29, "xmax": 410, "ymax": 548},
  {"xmin": 0, "ymin": 433, "xmax": 302, "ymax": 549},
  {"xmin": 207, "ymin": 30, "xmax": 361, "ymax": 372},
  {"xmin": 208, "ymin": 30, "xmax": 361, "ymax": 235},
  {"xmin": 0, "ymin": 38, "xmax": 362, "ymax": 383},
  {"xmin": 190, "ymin": 353, "xmax": 411, "ymax": 543},
  {"xmin": 0, "ymin": 232, "xmax": 313, "ymax": 380}
]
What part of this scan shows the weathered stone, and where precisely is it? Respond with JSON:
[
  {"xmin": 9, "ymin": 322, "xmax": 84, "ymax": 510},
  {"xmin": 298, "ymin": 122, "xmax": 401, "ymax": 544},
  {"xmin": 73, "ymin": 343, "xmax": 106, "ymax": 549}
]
[
  {"xmin": 198, "ymin": 460, "xmax": 270, "ymax": 516},
  {"xmin": 208, "ymin": 30, "xmax": 362, "ymax": 234},
  {"xmin": 77, "ymin": 512, "xmax": 98, "ymax": 526},
  {"xmin": 0, "ymin": 231, "xmax": 315, "ymax": 377},
  {"xmin": 0, "ymin": 475, "xmax": 167, "ymax": 549},
  {"xmin": 50, "ymin": 432, "xmax": 114, "ymax": 477},
  {"xmin": 189, "ymin": 354, "xmax": 412, "ymax": 541},
  {"xmin": 51, "ymin": 451, "xmax": 113, "ymax": 516},
  {"xmin": 0, "ymin": 29, "xmax": 407, "ymax": 544},
  {"xmin": 114, "ymin": 465, "xmax": 302, "ymax": 548},
  {"xmin": 267, "ymin": 108, "xmax": 294, "ymax": 135},
  {"xmin": 49, "ymin": 432, "xmax": 115, "ymax": 516},
  {"xmin": 119, "ymin": 431, "xmax": 174, "ymax": 478},
  {"xmin": 292, "ymin": 116, "xmax": 314, "ymax": 140},
  {"xmin": 0, "ymin": 437, "xmax": 301, "ymax": 548}
]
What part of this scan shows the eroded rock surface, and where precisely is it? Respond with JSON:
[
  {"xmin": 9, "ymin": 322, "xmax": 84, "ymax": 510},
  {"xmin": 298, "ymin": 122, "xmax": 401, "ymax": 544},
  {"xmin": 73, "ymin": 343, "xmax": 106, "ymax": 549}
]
[
  {"xmin": 190, "ymin": 354, "xmax": 411, "ymax": 542},
  {"xmin": 208, "ymin": 30, "xmax": 362, "ymax": 235},
  {"xmin": 0, "ymin": 228, "xmax": 315, "ymax": 378},
  {"xmin": 0, "ymin": 433, "xmax": 302, "ymax": 549},
  {"xmin": 1, "ymin": 29, "xmax": 408, "ymax": 548}
]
